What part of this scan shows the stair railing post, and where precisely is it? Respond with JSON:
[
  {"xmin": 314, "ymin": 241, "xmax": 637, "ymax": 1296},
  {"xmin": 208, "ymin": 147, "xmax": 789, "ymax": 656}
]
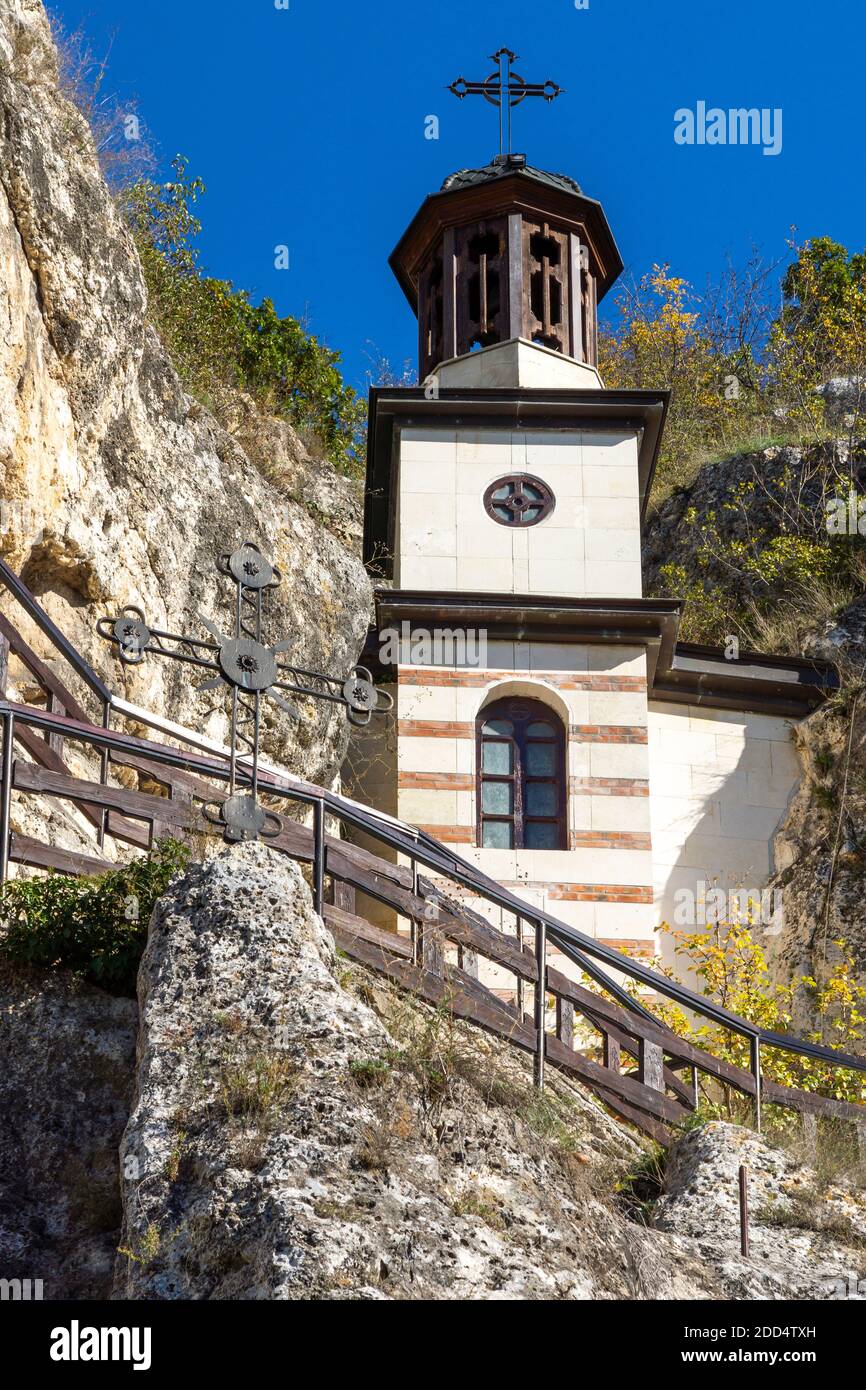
[
  {"xmin": 313, "ymin": 797, "xmax": 325, "ymax": 916},
  {"xmin": 97, "ymin": 699, "xmax": 110, "ymax": 850},
  {"xmin": 0, "ymin": 711, "xmax": 14, "ymax": 885},
  {"xmin": 739, "ymin": 1164, "xmax": 750, "ymax": 1257},
  {"xmin": 515, "ymin": 914, "xmax": 524, "ymax": 1019},
  {"xmin": 750, "ymin": 1034, "xmax": 762, "ymax": 1133},
  {"xmin": 534, "ymin": 919, "xmax": 547, "ymax": 1090},
  {"xmin": 410, "ymin": 832, "xmax": 420, "ymax": 964}
]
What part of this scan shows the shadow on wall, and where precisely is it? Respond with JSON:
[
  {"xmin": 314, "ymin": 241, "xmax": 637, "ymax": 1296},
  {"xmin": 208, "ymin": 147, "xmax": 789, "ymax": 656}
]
[{"xmin": 648, "ymin": 703, "xmax": 801, "ymax": 976}]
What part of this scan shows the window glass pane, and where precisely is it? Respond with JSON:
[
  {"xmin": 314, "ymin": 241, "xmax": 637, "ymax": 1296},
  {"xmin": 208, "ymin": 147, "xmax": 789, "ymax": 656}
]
[
  {"xmin": 526, "ymin": 783, "xmax": 557, "ymax": 816},
  {"xmin": 492, "ymin": 505, "xmax": 511, "ymax": 522},
  {"xmin": 482, "ymin": 741, "xmax": 512, "ymax": 774},
  {"xmin": 527, "ymin": 721, "xmax": 554, "ymax": 737},
  {"xmin": 525, "ymin": 821, "xmax": 559, "ymax": 849},
  {"xmin": 482, "ymin": 782, "xmax": 513, "ymax": 814},
  {"xmin": 522, "ymin": 506, "xmax": 541, "ymax": 522},
  {"xmin": 491, "ymin": 485, "xmax": 511, "ymax": 501},
  {"xmin": 482, "ymin": 820, "xmax": 512, "ymax": 849},
  {"xmin": 525, "ymin": 743, "xmax": 556, "ymax": 775},
  {"xmin": 482, "ymin": 719, "xmax": 513, "ymax": 735}
]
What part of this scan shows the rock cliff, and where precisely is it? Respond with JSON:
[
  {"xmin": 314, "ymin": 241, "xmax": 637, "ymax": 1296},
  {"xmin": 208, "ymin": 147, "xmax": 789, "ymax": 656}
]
[
  {"xmin": 765, "ymin": 600, "xmax": 866, "ymax": 1019},
  {"xmin": 0, "ymin": 960, "xmax": 137, "ymax": 1298},
  {"xmin": 110, "ymin": 841, "xmax": 866, "ymax": 1301},
  {"xmin": 643, "ymin": 435, "xmax": 866, "ymax": 1009},
  {"xmin": 0, "ymin": 0, "xmax": 370, "ymax": 815}
]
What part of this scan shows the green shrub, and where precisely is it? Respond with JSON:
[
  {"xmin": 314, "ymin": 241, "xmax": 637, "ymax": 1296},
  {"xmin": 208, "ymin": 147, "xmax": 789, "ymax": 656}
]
[
  {"xmin": 120, "ymin": 158, "xmax": 365, "ymax": 476},
  {"xmin": 0, "ymin": 839, "xmax": 189, "ymax": 996},
  {"xmin": 348, "ymin": 1057, "xmax": 392, "ymax": 1089},
  {"xmin": 600, "ymin": 238, "xmax": 866, "ymax": 502}
]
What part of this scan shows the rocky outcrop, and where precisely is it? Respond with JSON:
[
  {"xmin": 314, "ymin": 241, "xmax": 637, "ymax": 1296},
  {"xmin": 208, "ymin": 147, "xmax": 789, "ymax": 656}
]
[
  {"xmin": 643, "ymin": 438, "xmax": 865, "ymax": 640},
  {"xmin": 818, "ymin": 377, "xmax": 866, "ymax": 428},
  {"xmin": 761, "ymin": 600, "xmax": 866, "ymax": 1013},
  {"xmin": 0, "ymin": 960, "xmax": 137, "ymax": 1299},
  {"xmin": 2, "ymin": 841, "xmax": 862, "ymax": 1303},
  {"xmin": 113, "ymin": 842, "xmax": 722, "ymax": 1301},
  {"xmin": 0, "ymin": 0, "xmax": 370, "ymax": 814},
  {"xmin": 643, "ymin": 435, "xmax": 866, "ymax": 1004},
  {"xmin": 219, "ymin": 391, "xmax": 363, "ymax": 557},
  {"xmin": 657, "ymin": 1121, "xmax": 866, "ymax": 1300}
]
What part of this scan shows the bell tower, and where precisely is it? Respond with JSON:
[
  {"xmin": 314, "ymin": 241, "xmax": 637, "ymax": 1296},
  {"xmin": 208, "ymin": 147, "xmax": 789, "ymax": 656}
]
[
  {"xmin": 390, "ymin": 151, "xmax": 621, "ymax": 382},
  {"xmin": 355, "ymin": 55, "xmax": 673, "ymax": 985}
]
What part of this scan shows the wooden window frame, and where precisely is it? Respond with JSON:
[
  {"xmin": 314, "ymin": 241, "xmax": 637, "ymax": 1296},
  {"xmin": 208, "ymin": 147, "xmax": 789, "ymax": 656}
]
[{"xmin": 476, "ymin": 696, "xmax": 567, "ymax": 851}]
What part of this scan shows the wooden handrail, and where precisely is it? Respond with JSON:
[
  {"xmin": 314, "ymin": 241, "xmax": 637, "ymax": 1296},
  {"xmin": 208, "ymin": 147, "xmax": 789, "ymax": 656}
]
[
  {"xmin": 0, "ymin": 556, "xmax": 112, "ymax": 705},
  {"xmin": 1, "ymin": 697, "xmax": 864, "ymax": 1142}
]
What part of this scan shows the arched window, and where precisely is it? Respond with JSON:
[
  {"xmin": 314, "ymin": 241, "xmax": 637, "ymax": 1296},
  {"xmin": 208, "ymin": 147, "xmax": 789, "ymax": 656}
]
[{"xmin": 476, "ymin": 697, "xmax": 567, "ymax": 850}]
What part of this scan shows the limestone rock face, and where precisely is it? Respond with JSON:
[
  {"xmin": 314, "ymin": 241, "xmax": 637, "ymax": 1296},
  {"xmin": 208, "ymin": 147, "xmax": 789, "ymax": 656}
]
[
  {"xmin": 7, "ymin": 841, "xmax": 861, "ymax": 1304},
  {"xmin": 754, "ymin": 598, "xmax": 866, "ymax": 1015},
  {"xmin": 656, "ymin": 1121, "xmax": 866, "ymax": 1300},
  {"xmin": 643, "ymin": 435, "xmax": 866, "ymax": 1006},
  {"xmin": 817, "ymin": 377, "xmax": 865, "ymax": 428},
  {"xmin": 643, "ymin": 440, "xmax": 844, "ymax": 611},
  {"xmin": 0, "ymin": 961, "xmax": 137, "ymax": 1299},
  {"xmin": 114, "ymin": 842, "xmax": 718, "ymax": 1301},
  {"xmin": 0, "ymin": 0, "xmax": 370, "ymax": 802}
]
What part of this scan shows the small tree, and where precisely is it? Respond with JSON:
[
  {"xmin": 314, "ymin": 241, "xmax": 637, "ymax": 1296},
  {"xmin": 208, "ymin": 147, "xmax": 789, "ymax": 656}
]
[
  {"xmin": 121, "ymin": 158, "xmax": 365, "ymax": 475},
  {"xmin": 770, "ymin": 236, "xmax": 866, "ymax": 430},
  {"xmin": 653, "ymin": 910, "xmax": 866, "ymax": 1116},
  {"xmin": 600, "ymin": 264, "xmax": 774, "ymax": 494}
]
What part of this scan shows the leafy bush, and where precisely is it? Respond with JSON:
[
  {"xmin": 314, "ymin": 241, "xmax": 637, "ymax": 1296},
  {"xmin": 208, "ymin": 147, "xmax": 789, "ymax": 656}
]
[
  {"xmin": 653, "ymin": 911, "xmax": 866, "ymax": 1114},
  {"xmin": 599, "ymin": 265, "xmax": 755, "ymax": 493},
  {"xmin": 601, "ymin": 239, "xmax": 866, "ymax": 501},
  {"xmin": 0, "ymin": 839, "xmax": 189, "ymax": 996},
  {"xmin": 773, "ymin": 237, "xmax": 866, "ymax": 427},
  {"xmin": 652, "ymin": 469, "xmax": 866, "ymax": 649},
  {"xmin": 120, "ymin": 158, "xmax": 365, "ymax": 477}
]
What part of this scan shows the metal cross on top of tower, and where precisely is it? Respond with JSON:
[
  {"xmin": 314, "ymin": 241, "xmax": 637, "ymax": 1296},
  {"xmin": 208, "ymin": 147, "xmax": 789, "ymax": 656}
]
[
  {"xmin": 96, "ymin": 542, "xmax": 392, "ymax": 843},
  {"xmin": 448, "ymin": 47, "xmax": 564, "ymax": 158}
]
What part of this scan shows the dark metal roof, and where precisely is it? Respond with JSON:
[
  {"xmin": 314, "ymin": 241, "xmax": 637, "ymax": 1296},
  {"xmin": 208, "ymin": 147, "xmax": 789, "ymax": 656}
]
[{"xmin": 441, "ymin": 154, "xmax": 582, "ymax": 198}]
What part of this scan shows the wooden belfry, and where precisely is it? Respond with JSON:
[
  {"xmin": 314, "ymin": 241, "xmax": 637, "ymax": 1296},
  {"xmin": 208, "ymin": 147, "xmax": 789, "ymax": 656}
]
[{"xmin": 390, "ymin": 47, "xmax": 622, "ymax": 379}]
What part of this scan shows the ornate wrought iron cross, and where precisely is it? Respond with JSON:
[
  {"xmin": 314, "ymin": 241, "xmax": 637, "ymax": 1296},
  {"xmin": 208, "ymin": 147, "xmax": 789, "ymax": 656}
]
[
  {"xmin": 97, "ymin": 542, "xmax": 392, "ymax": 843},
  {"xmin": 448, "ymin": 47, "xmax": 564, "ymax": 158}
]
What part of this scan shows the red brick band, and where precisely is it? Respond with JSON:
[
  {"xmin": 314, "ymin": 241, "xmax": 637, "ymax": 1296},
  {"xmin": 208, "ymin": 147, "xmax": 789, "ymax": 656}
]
[
  {"xmin": 570, "ymin": 776, "xmax": 650, "ymax": 796},
  {"xmin": 398, "ymin": 720, "xmax": 474, "ymax": 738},
  {"xmin": 398, "ymin": 772, "xmax": 473, "ymax": 790},
  {"xmin": 569, "ymin": 831, "xmax": 652, "ymax": 850},
  {"xmin": 398, "ymin": 669, "xmax": 646, "ymax": 692},
  {"xmin": 569, "ymin": 725, "xmax": 648, "ymax": 744}
]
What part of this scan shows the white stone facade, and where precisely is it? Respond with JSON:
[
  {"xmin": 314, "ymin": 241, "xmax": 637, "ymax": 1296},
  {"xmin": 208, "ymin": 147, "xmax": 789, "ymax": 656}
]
[
  {"xmin": 648, "ymin": 702, "xmax": 799, "ymax": 966},
  {"xmin": 395, "ymin": 426, "xmax": 643, "ymax": 600},
  {"xmin": 355, "ymin": 340, "xmax": 807, "ymax": 998}
]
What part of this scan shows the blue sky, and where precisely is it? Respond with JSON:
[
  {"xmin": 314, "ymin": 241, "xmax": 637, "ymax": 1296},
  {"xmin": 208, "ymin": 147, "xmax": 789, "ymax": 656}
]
[{"xmin": 49, "ymin": 0, "xmax": 865, "ymax": 395}]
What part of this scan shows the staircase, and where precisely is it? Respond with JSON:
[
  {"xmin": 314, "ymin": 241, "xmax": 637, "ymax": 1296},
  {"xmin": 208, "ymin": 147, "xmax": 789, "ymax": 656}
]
[{"xmin": 1, "ymin": 555, "xmax": 865, "ymax": 1147}]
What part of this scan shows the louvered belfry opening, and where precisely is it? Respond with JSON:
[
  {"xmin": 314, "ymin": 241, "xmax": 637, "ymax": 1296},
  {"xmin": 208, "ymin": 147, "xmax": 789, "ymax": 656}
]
[
  {"xmin": 390, "ymin": 157, "xmax": 619, "ymax": 381},
  {"xmin": 418, "ymin": 248, "xmax": 444, "ymax": 372},
  {"xmin": 458, "ymin": 220, "xmax": 507, "ymax": 352},
  {"xmin": 526, "ymin": 220, "xmax": 567, "ymax": 351},
  {"xmin": 414, "ymin": 207, "xmax": 601, "ymax": 378}
]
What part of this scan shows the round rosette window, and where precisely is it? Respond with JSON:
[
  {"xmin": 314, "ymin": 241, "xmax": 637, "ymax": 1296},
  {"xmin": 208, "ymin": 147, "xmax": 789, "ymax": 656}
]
[{"xmin": 483, "ymin": 474, "xmax": 555, "ymax": 527}]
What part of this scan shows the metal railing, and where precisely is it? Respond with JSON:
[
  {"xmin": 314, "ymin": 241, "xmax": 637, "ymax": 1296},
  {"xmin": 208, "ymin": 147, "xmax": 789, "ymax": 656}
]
[
  {"xmin": 1, "ymin": 554, "xmax": 865, "ymax": 1132},
  {"xmin": 2, "ymin": 697, "xmax": 865, "ymax": 1115}
]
